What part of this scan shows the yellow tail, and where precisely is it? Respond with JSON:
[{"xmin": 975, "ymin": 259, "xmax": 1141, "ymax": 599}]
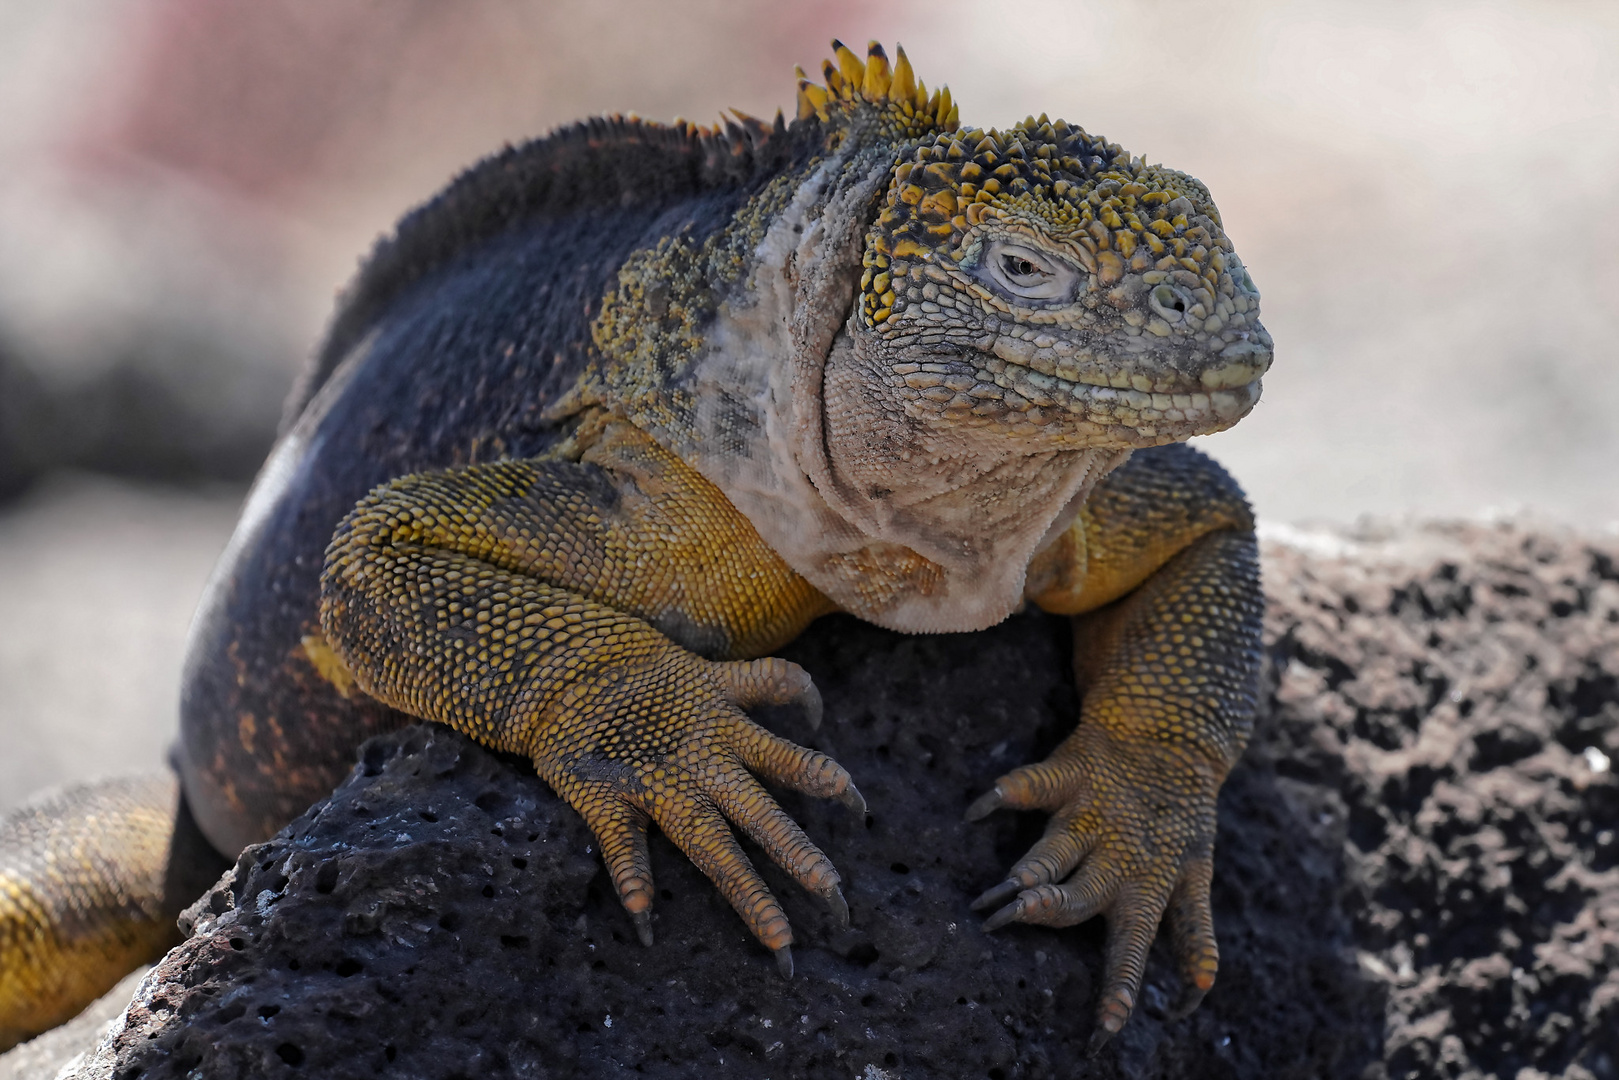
[{"xmin": 0, "ymin": 775, "xmax": 222, "ymax": 1051}]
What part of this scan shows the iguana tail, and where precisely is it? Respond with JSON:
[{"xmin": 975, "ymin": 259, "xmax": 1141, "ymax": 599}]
[{"xmin": 0, "ymin": 774, "xmax": 227, "ymax": 1051}]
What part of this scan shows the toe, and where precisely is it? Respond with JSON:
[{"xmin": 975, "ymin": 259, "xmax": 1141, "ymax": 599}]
[
  {"xmin": 1092, "ymin": 891, "xmax": 1169, "ymax": 1047},
  {"xmin": 654, "ymin": 794, "xmax": 793, "ymax": 954},
  {"xmin": 717, "ymin": 658, "xmax": 822, "ymax": 730},
  {"xmin": 993, "ymin": 807, "xmax": 1096, "ymax": 897},
  {"xmin": 569, "ymin": 789, "xmax": 656, "ymax": 931},
  {"xmin": 984, "ymin": 862, "xmax": 1114, "ymax": 932},
  {"xmin": 704, "ymin": 760, "xmax": 845, "ymax": 912},
  {"xmin": 730, "ymin": 717, "xmax": 857, "ymax": 808},
  {"xmin": 973, "ymin": 807, "xmax": 1095, "ymax": 911},
  {"xmin": 975, "ymin": 752, "xmax": 1090, "ymax": 815},
  {"xmin": 1165, "ymin": 857, "xmax": 1219, "ymax": 1017}
]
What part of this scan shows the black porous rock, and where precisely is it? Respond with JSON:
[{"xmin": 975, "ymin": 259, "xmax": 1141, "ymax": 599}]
[
  {"xmin": 72, "ymin": 615, "xmax": 1378, "ymax": 1079},
  {"xmin": 65, "ymin": 522, "xmax": 1619, "ymax": 1079}
]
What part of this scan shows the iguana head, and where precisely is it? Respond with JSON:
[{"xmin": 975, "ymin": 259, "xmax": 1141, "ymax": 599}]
[
  {"xmin": 800, "ymin": 42, "xmax": 1270, "ymax": 454},
  {"xmin": 770, "ymin": 42, "xmax": 1272, "ymax": 630}
]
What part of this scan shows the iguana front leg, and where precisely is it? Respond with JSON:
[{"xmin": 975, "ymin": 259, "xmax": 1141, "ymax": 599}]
[
  {"xmin": 318, "ymin": 412, "xmax": 856, "ymax": 972},
  {"xmin": 969, "ymin": 444, "xmax": 1263, "ymax": 1044}
]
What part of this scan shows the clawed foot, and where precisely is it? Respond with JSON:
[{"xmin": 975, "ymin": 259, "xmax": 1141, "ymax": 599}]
[
  {"xmin": 966, "ymin": 724, "xmax": 1222, "ymax": 1046},
  {"xmin": 537, "ymin": 654, "xmax": 862, "ymax": 974}
]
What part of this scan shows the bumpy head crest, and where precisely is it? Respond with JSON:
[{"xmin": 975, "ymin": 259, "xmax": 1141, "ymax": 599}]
[
  {"xmin": 795, "ymin": 40, "xmax": 959, "ymax": 139},
  {"xmin": 860, "ymin": 116, "xmax": 1242, "ymax": 330}
]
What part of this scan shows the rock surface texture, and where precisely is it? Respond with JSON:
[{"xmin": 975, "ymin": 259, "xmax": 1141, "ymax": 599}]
[{"xmin": 18, "ymin": 521, "xmax": 1619, "ymax": 1080}]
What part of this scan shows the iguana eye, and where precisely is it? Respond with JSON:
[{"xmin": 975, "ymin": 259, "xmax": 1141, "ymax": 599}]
[
  {"xmin": 978, "ymin": 240, "xmax": 1080, "ymax": 302},
  {"xmin": 1003, "ymin": 254, "xmax": 1042, "ymax": 280}
]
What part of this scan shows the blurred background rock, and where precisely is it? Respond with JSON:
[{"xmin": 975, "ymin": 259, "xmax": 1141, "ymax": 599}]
[{"xmin": 1, "ymin": 0, "xmax": 1615, "ymax": 811}]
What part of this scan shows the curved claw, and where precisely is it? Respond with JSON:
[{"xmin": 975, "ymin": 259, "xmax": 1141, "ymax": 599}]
[
  {"xmin": 774, "ymin": 944, "xmax": 794, "ymax": 979},
  {"xmin": 1087, "ymin": 1021, "xmax": 1120, "ymax": 1056},
  {"xmin": 838, "ymin": 781, "xmax": 867, "ymax": 816},
  {"xmin": 1170, "ymin": 983, "xmax": 1209, "ymax": 1021},
  {"xmin": 964, "ymin": 787, "xmax": 1004, "ymax": 822},
  {"xmin": 981, "ymin": 897, "xmax": 1027, "ymax": 933},
  {"xmin": 631, "ymin": 908, "xmax": 654, "ymax": 947},
  {"xmin": 971, "ymin": 878, "xmax": 1023, "ymax": 913},
  {"xmin": 827, "ymin": 884, "xmax": 850, "ymax": 928}
]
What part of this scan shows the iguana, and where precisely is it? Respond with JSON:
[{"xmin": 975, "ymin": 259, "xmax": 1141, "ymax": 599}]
[{"xmin": 0, "ymin": 41, "xmax": 1269, "ymax": 1052}]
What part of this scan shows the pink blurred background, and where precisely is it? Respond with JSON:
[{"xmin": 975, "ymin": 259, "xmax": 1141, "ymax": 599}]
[{"xmin": 2, "ymin": 0, "xmax": 1616, "ymax": 810}]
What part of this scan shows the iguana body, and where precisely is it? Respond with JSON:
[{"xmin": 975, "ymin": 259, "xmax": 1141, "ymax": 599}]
[{"xmin": 0, "ymin": 42, "xmax": 1268, "ymax": 1050}]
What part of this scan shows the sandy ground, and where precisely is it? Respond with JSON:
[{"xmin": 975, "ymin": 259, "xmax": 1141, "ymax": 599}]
[{"xmin": 0, "ymin": 476, "xmax": 240, "ymax": 812}]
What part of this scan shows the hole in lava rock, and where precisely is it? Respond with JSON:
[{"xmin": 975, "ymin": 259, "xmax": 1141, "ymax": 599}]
[
  {"xmin": 361, "ymin": 742, "xmax": 390, "ymax": 776},
  {"xmin": 890, "ymin": 862, "xmax": 910, "ymax": 874},
  {"xmin": 275, "ymin": 1042, "xmax": 304, "ymax": 1067},
  {"xmin": 334, "ymin": 958, "xmax": 363, "ymax": 977},
  {"xmin": 847, "ymin": 941, "xmax": 880, "ymax": 966}
]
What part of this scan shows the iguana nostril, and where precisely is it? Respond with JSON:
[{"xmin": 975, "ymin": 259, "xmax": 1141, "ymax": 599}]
[{"xmin": 1149, "ymin": 284, "xmax": 1192, "ymax": 323}]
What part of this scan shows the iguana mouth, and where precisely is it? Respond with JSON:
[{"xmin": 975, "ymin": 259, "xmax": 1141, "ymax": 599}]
[
  {"xmin": 987, "ymin": 357, "xmax": 1262, "ymax": 443},
  {"xmin": 889, "ymin": 333, "xmax": 1267, "ymax": 444}
]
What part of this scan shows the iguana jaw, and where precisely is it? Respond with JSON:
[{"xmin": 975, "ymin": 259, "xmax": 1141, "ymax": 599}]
[{"xmin": 882, "ymin": 328, "xmax": 1269, "ymax": 450}]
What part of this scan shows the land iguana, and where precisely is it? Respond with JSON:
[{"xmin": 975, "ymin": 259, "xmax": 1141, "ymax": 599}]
[{"xmin": 0, "ymin": 41, "xmax": 1269, "ymax": 1052}]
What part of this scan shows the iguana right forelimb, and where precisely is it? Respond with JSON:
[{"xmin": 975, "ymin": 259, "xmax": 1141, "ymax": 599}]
[{"xmin": 318, "ymin": 411, "xmax": 859, "ymax": 970}]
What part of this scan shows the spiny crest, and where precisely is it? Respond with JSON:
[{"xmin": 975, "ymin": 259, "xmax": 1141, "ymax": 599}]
[
  {"xmin": 795, "ymin": 40, "xmax": 959, "ymax": 139},
  {"xmin": 306, "ymin": 112, "xmax": 800, "ymax": 410},
  {"xmin": 860, "ymin": 116, "xmax": 1232, "ymax": 327}
]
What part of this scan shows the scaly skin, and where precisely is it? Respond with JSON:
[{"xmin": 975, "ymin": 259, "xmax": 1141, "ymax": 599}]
[
  {"xmin": 0, "ymin": 778, "xmax": 225, "ymax": 1052},
  {"xmin": 318, "ymin": 413, "xmax": 858, "ymax": 970},
  {"xmin": 0, "ymin": 40, "xmax": 1272, "ymax": 1048},
  {"xmin": 978, "ymin": 444, "xmax": 1263, "ymax": 1044}
]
